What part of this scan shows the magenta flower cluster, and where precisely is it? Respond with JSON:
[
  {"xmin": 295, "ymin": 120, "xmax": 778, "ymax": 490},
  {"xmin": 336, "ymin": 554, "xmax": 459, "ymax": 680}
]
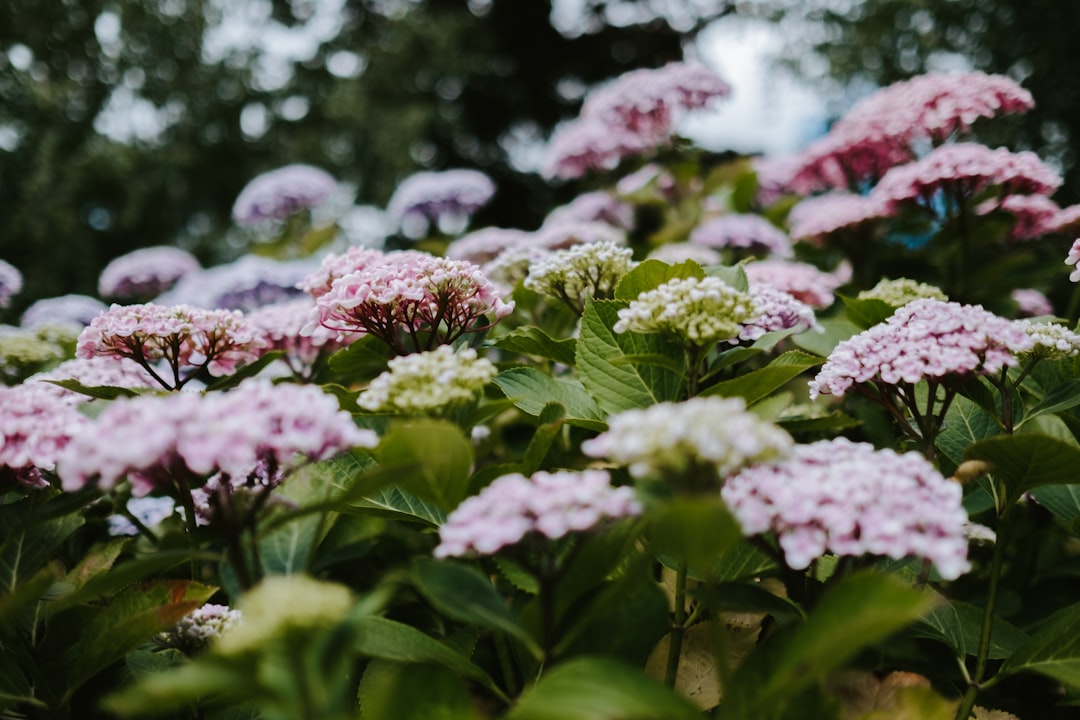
[
  {"xmin": 809, "ymin": 299, "xmax": 1033, "ymax": 399},
  {"xmin": 98, "ymin": 246, "xmax": 202, "ymax": 300},
  {"xmin": 231, "ymin": 164, "xmax": 338, "ymax": 225},
  {"xmin": 689, "ymin": 214, "xmax": 793, "ymax": 258},
  {"xmin": 544, "ymin": 62, "xmax": 730, "ymax": 179},
  {"xmin": 302, "ymin": 253, "xmax": 514, "ymax": 355},
  {"xmin": 434, "ymin": 469, "xmax": 641, "ymax": 558},
  {"xmin": 58, "ymin": 380, "xmax": 377, "ymax": 495},
  {"xmin": 76, "ymin": 303, "xmax": 268, "ymax": 390},
  {"xmin": 387, "ymin": 169, "xmax": 496, "ymax": 238},
  {"xmin": 722, "ymin": 438, "xmax": 971, "ymax": 580},
  {"xmin": 0, "ymin": 383, "xmax": 90, "ymax": 488}
]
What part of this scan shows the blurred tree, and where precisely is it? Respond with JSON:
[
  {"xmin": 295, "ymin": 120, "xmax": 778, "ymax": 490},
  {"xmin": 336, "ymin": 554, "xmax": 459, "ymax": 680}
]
[
  {"xmin": 769, "ymin": 0, "xmax": 1080, "ymax": 201},
  {"xmin": 0, "ymin": 0, "xmax": 732, "ymax": 315}
]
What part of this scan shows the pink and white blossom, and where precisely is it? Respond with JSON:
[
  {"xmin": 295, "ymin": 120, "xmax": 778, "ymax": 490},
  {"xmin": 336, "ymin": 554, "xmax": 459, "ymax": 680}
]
[
  {"xmin": 387, "ymin": 169, "xmax": 496, "ymax": 238},
  {"xmin": 787, "ymin": 193, "xmax": 884, "ymax": 243},
  {"xmin": 232, "ymin": 164, "xmax": 338, "ymax": 225},
  {"xmin": 743, "ymin": 259, "xmax": 850, "ymax": 309},
  {"xmin": 0, "ymin": 259, "xmax": 22, "ymax": 309},
  {"xmin": 689, "ymin": 214, "xmax": 793, "ymax": 258},
  {"xmin": 1, "ymin": 383, "xmax": 91, "ymax": 488},
  {"xmin": 98, "ymin": 246, "xmax": 201, "ymax": 300}
]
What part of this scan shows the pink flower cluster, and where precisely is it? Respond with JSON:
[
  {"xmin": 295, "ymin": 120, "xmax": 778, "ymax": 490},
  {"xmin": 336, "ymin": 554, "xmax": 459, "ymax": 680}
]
[
  {"xmin": 446, "ymin": 228, "xmax": 532, "ymax": 265},
  {"xmin": 30, "ymin": 356, "xmax": 156, "ymax": 401},
  {"xmin": 545, "ymin": 191, "xmax": 636, "ymax": 230},
  {"xmin": 245, "ymin": 298, "xmax": 350, "ymax": 378},
  {"xmin": 809, "ymin": 299, "xmax": 1033, "ymax": 399},
  {"xmin": 1066, "ymin": 239, "xmax": 1080, "ymax": 282},
  {"xmin": 434, "ymin": 469, "xmax": 641, "ymax": 558},
  {"xmin": 722, "ymin": 438, "xmax": 971, "ymax": 580},
  {"xmin": 737, "ymin": 283, "xmax": 820, "ymax": 342},
  {"xmin": 1, "ymin": 383, "xmax": 90, "ymax": 488},
  {"xmin": 1010, "ymin": 288, "xmax": 1054, "ymax": 317},
  {"xmin": 1, "ymin": 259, "xmax": 22, "ymax": 309},
  {"xmin": 303, "ymin": 254, "xmax": 514, "ymax": 354},
  {"xmin": 232, "ymin": 164, "xmax": 338, "ymax": 225},
  {"xmin": 21, "ymin": 294, "xmax": 107, "ymax": 329},
  {"xmin": 787, "ymin": 72, "xmax": 1033, "ymax": 192},
  {"xmin": 870, "ymin": 143, "xmax": 1061, "ymax": 214},
  {"xmin": 976, "ymin": 194, "xmax": 1063, "ymax": 241},
  {"xmin": 156, "ymin": 256, "xmax": 313, "ymax": 311},
  {"xmin": 743, "ymin": 259, "xmax": 850, "ymax": 309},
  {"xmin": 57, "ymin": 380, "xmax": 377, "ymax": 495},
  {"xmin": 98, "ymin": 246, "xmax": 201, "ymax": 300},
  {"xmin": 689, "ymin": 214, "xmax": 793, "ymax": 258},
  {"xmin": 787, "ymin": 193, "xmax": 883, "ymax": 243},
  {"xmin": 544, "ymin": 62, "xmax": 730, "ymax": 179},
  {"xmin": 387, "ymin": 169, "xmax": 496, "ymax": 239},
  {"xmin": 76, "ymin": 303, "xmax": 268, "ymax": 390}
]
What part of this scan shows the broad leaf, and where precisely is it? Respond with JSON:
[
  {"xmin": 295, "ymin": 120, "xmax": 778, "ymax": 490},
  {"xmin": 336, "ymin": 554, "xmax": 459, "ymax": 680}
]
[
  {"xmin": 346, "ymin": 486, "xmax": 446, "ymax": 527},
  {"xmin": 520, "ymin": 403, "xmax": 566, "ymax": 475},
  {"xmin": 614, "ymin": 259, "xmax": 705, "ymax": 301},
  {"xmin": 377, "ymin": 419, "xmax": 473, "ymax": 511},
  {"xmin": 704, "ymin": 263, "xmax": 751, "ymax": 293},
  {"xmin": 840, "ymin": 294, "xmax": 895, "ymax": 329},
  {"xmin": 914, "ymin": 599, "xmax": 1028, "ymax": 659},
  {"xmin": 493, "ymin": 367, "xmax": 606, "ymax": 431},
  {"xmin": 327, "ymin": 335, "xmax": 394, "ymax": 377},
  {"xmin": 1029, "ymin": 484, "xmax": 1080, "ymax": 535},
  {"xmin": 791, "ymin": 318, "xmax": 859, "ymax": 358},
  {"xmin": 935, "ymin": 395, "xmax": 1000, "ymax": 469},
  {"xmin": 1021, "ymin": 378, "xmax": 1080, "ymax": 427},
  {"xmin": 357, "ymin": 660, "xmax": 480, "ymax": 720},
  {"xmin": 41, "ymin": 379, "xmax": 141, "ymax": 399},
  {"xmin": 202, "ymin": 351, "xmax": 285, "ymax": 392},
  {"xmin": 494, "ymin": 327, "xmax": 577, "ymax": 366},
  {"xmin": 964, "ymin": 434, "xmax": 1080, "ymax": 502},
  {"xmin": 1001, "ymin": 601, "xmax": 1080, "ymax": 688},
  {"xmin": 701, "ymin": 350, "xmax": 823, "ymax": 405}
]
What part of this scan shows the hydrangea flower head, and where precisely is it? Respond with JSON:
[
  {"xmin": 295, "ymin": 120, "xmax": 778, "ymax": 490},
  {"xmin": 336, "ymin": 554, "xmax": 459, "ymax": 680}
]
[
  {"xmin": 524, "ymin": 240, "xmax": 636, "ymax": 314},
  {"xmin": 1, "ymin": 383, "xmax": 91, "ymax": 488},
  {"xmin": 76, "ymin": 303, "xmax": 268, "ymax": 390},
  {"xmin": 0, "ymin": 259, "xmax": 22, "ymax": 309},
  {"xmin": 159, "ymin": 603, "xmax": 243, "ymax": 651},
  {"xmin": 387, "ymin": 169, "xmax": 496, "ymax": 239},
  {"xmin": 156, "ymin": 256, "xmax": 314, "ymax": 311},
  {"xmin": 245, "ymin": 298, "xmax": 351, "ymax": 379},
  {"xmin": 446, "ymin": 228, "xmax": 531, "ymax": 265},
  {"xmin": 743, "ymin": 260, "xmax": 849, "ymax": 309},
  {"xmin": 303, "ymin": 255, "xmax": 514, "ymax": 355},
  {"xmin": 857, "ymin": 278, "xmax": 948, "ymax": 307},
  {"xmin": 30, "ymin": 356, "xmax": 157, "ymax": 402},
  {"xmin": 1065, "ymin": 239, "xmax": 1080, "ymax": 282},
  {"xmin": 298, "ymin": 247, "xmax": 427, "ymax": 299},
  {"xmin": 809, "ymin": 299, "xmax": 1033, "ymax": 399},
  {"xmin": 1014, "ymin": 319, "xmax": 1080, "ymax": 359},
  {"xmin": 787, "ymin": 193, "xmax": 884, "ymax": 243},
  {"xmin": 738, "ymin": 282, "xmax": 820, "ymax": 342},
  {"xmin": 689, "ymin": 214, "xmax": 793, "ymax": 258},
  {"xmin": 534, "ymin": 220, "xmax": 627, "ymax": 251},
  {"xmin": 544, "ymin": 191, "xmax": 635, "ymax": 230},
  {"xmin": 1010, "ymin": 288, "xmax": 1053, "ymax": 317},
  {"xmin": 434, "ymin": 469, "xmax": 641, "ymax": 558},
  {"xmin": 98, "ymin": 246, "xmax": 201, "ymax": 300},
  {"xmin": 976, "ymin": 194, "xmax": 1062, "ymax": 241},
  {"xmin": 0, "ymin": 328, "xmax": 70, "ymax": 384},
  {"xmin": 232, "ymin": 164, "xmax": 338, "ymax": 225},
  {"xmin": 613, "ymin": 276, "xmax": 758, "ymax": 348},
  {"xmin": 21, "ymin": 294, "xmax": 108, "ymax": 330},
  {"xmin": 722, "ymin": 438, "xmax": 971, "ymax": 579},
  {"xmin": 357, "ymin": 345, "xmax": 497, "ymax": 414},
  {"xmin": 581, "ymin": 396, "xmax": 793, "ymax": 482},
  {"xmin": 107, "ymin": 496, "xmax": 177, "ymax": 537}
]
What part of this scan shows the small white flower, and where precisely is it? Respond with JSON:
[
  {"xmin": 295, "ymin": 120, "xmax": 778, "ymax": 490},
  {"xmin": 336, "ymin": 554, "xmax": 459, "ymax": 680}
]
[{"xmin": 357, "ymin": 346, "xmax": 497, "ymax": 414}]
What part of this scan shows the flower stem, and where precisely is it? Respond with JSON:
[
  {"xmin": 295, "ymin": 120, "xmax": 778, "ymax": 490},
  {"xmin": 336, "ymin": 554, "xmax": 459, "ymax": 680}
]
[{"xmin": 664, "ymin": 558, "xmax": 689, "ymax": 687}]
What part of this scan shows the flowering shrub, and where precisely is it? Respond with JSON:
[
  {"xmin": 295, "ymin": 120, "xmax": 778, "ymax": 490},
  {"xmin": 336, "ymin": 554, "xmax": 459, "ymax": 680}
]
[{"xmin": 6, "ymin": 64, "xmax": 1080, "ymax": 720}]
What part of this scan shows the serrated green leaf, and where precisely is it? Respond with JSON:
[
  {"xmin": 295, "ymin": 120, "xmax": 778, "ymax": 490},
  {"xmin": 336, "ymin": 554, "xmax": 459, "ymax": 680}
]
[
  {"xmin": 913, "ymin": 599, "xmax": 1028, "ymax": 659},
  {"xmin": 840, "ymin": 294, "xmax": 895, "ymax": 329},
  {"xmin": 577, "ymin": 299, "xmax": 685, "ymax": 414},
  {"xmin": 701, "ymin": 350, "xmax": 823, "ymax": 405},
  {"xmin": 0, "ymin": 511, "xmax": 84, "ymax": 594},
  {"xmin": 703, "ymin": 263, "xmax": 750, "ymax": 293},
  {"xmin": 1021, "ymin": 378, "xmax": 1080, "ymax": 427},
  {"xmin": 346, "ymin": 486, "xmax": 446, "ymax": 527},
  {"xmin": 935, "ymin": 395, "xmax": 1000, "ymax": 469},
  {"xmin": 791, "ymin": 318, "xmax": 859, "ymax": 357},
  {"xmin": 494, "ymin": 327, "xmax": 577, "ymax": 366},
  {"xmin": 1029, "ymin": 484, "xmax": 1080, "ymax": 534},
  {"xmin": 614, "ymin": 259, "xmax": 705, "ymax": 301},
  {"xmin": 377, "ymin": 420, "xmax": 473, "ymax": 511},
  {"xmin": 506, "ymin": 656, "xmax": 701, "ymax": 720},
  {"xmin": 1001, "ymin": 601, "xmax": 1080, "ymax": 687},
  {"xmin": 493, "ymin": 367, "xmax": 606, "ymax": 430},
  {"xmin": 964, "ymin": 434, "xmax": 1080, "ymax": 502}
]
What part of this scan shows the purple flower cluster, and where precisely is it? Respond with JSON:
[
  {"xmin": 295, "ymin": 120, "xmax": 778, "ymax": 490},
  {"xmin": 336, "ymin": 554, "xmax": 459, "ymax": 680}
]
[
  {"xmin": 743, "ymin": 259, "xmax": 850, "ymax": 309},
  {"xmin": 434, "ymin": 469, "xmax": 641, "ymax": 558},
  {"xmin": 232, "ymin": 164, "xmax": 338, "ymax": 225},
  {"xmin": 58, "ymin": 380, "xmax": 377, "ymax": 495},
  {"xmin": 76, "ymin": 303, "xmax": 268, "ymax": 390},
  {"xmin": 544, "ymin": 62, "xmax": 730, "ymax": 179},
  {"xmin": 1, "ymin": 383, "xmax": 90, "ymax": 488},
  {"xmin": 0, "ymin": 259, "xmax": 22, "ymax": 309},
  {"xmin": 543, "ymin": 191, "xmax": 636, "ymax": 230},
  {"xmin": 21, "ymin": 294, "xmax": 108, "ymax": 330},
  {"xmin": 387, "ymin": 169, "xmax": 496, "ymax": 239},
  {"xmin": 787, "ymin": 193, "xmax": 884, "ymax": 243},
  {"xmin": 689, "ymin": 214, "xmax": 793, "ymax": 258},
  {"xmin": 809, "ymin": 299, "xmax": 1033, "ymax": 399},
  {"xmin": 156, "ymin": 256, "xmax": 314, "ymax": 311},
  {"xmin": 303, "ymin": 254, "xmax": 514, "ymax": 354},
  {"xmin": 446, "ymin": 228, "xmax": 531, "ymax": 265},
  {"xmin": 737, "ymin": 283, "xmax": 820, "ymax": 342},
  {"xmin": 98, "ymin": 246, "xmax": 202, "ymax": 300},
  {"xmin": 722, "ymin": 438, "xmax": 971, "ymax": 579},
  {"xmin": 870, "ymin": 143, "xmax": 1061, "ymax": 214}
]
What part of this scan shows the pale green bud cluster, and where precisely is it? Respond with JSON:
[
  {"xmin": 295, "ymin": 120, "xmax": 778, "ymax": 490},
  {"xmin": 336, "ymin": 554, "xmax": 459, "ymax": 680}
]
[
  {"xmin": 857, "ymin": 277, "xmax": 948, "ymax": 307},
  {"xmin": 358, "ymin": 345, "xmax": 497, "ymax": 414},
  {"xmin": 1015, "ymin": 319, "xmax": 1080, "ymax": 358},
  {"xmin": 524, "ymin": 240, "xmax": 636, "ymax": 313},
  {"xmin": 0, "ymin": 328, "xmax": 69, "ymax": 383},
  {"xmin": 613, "ymin": 276, "xmax": 757, "ymax": 347}
]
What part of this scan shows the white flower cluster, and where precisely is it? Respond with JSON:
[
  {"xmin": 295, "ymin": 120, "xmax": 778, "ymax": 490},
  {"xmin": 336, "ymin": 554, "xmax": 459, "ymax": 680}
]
[
  {"xmin": 1015, "ymin": 319, "xmax": 1080, "ymax": 358},
  {"xmin": 613, "ymin": 276, "xmax": 758, "ymax": 347},
  {"xmin": 857, "ymin": 278, "xmax": 948, "ymax": 307},
  {"xmin": 582, "ymin": 396, "xmax": 793, "ymax": 481},
  {"xmin": 159, "ymin": 603, "xmax": 242, "ymax": 650},
  {"xmin": 357, "ymin": 345, "xmax": 497, "ymax": 414},
  {"xmin": 524, "ymin": 240, "xmax": 636, "ymax": 313}
]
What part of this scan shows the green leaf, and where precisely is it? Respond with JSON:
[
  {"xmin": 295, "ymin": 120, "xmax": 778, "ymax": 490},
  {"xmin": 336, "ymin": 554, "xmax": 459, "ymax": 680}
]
[
  {"xmin": 727, "ymin": 571, "xmax": 936, "ymax": 718},
  {"xmin": 520, "ymin": 403, "xmax": 566, "ymax": 475},
  {"xmin": 412, "ymin": 559, "xmax": 540, "ymax": 657},
  {"xmin": 707, "ymin": 582, "xmax": 805, "ymax": 622},
  {"xmin": 614, "ymin": 259, "xmax": 705, "ymax": 301},
  {"xmin": 791, "ymin": 318, "xmax": 859, "ymax": 358},
  {"xmin": 0, "ymin": 511, "xmax": 84, "ymax": 593},
  {"xmin": 494, "ymin": 327, "xmax": 577, "ymax": 366},
  {"xmin": 506, "ymin": 656, "xmax": 701, "ymax": 720},
  {"xmin": 357, "ymin": 660, "xmax": 481, "ymax": 720},
  {"xmin": 703, "ymin": 263, "xmax": 750, "ymax": 293},
  {"xmin": 701, "ymin": 350, "xmax": 823, "ymax": 405},
  {"xmin": 203, "ymin": 351, "xmax": 285, "ymax": 392},
  {"xmin": 41, "ymin": 378, "xmax": 141, "ymax": 399},
  {"xmin": 346, "ymin": 486, "xmax": 446, "ymax": 527},
  {"xmin": 1022, "ymin": 378, "xmax": 1080, "ymax": 427},
  {"xmin": 964, "ymin": 434, "xmax": 1080, "ymax": 502},
  {"xmin": 1029, "ymin": 484, "xmax": 1080, "ymax": 534},
  {"xmin": 354, "ymin": 616, "xmax": 506, "ymax": 699},
  {"xmin": 935, "ymin": 395, "xmax": 1000, "ymax": 469},
  {"xmin": 327, "ymin": 335, "xmax": 394, "ymax": 377},
  {"xmin": 702, "ymin": 540, "xmax": 777, "ymax": 583},
  {"xmin": 648, "ymin": 498, "xmax": 742, "ymax": 571},
  {"xmin": 1001, "ymin": 601, "xmax": 1080, "ymax": 687},
  {"xmin": 493, "ymin": 367, "xmax": 606, "ymax": 431},
  {"xmin": 839, "ymin": 294, "xmax": 896, "ymax": 329},
  {"xmin": 259, "ymin": 512, "xmax": 319, "ymax": 576},
  {"xmin": 64, "ymin": 538, "xmax": 129, "ymax": 591},
  {"xmin": 377, "ymin": 419, "xmax": 473, "ymax": 511},
  {"xmin": 103, "ymin": 659, "xmax": 251, "ymax": 716},
  {"xmin": 577, "ymin": 299, "xmax": 685, "ymax": 415},
  {"xmin": 913, "ymin": 599, "xmax": 1028, "ymax": 659}
]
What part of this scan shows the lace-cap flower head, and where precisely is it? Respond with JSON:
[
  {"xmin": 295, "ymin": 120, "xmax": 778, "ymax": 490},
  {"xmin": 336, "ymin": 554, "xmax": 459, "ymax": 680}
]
[
  {"xmin": 387, "ymin": 169, "xmax": 496, "ymax": 239},
  {"xmin": 524, "ymin": 240, "xmax": 636, "ymax": 314},
  {"xmin": 245, "ymin": 297, "xmax": 351, "ymax": 378},
  {"xmin": 613, "ymin": 276, "xmax": 758, "ymax": 348},
  {"xmin": 357, "ymin": 345, "xmax": 497, "ymax": 414},
  {"xmin": 446, "ymin": 228, "xmax": 531, "ymax": 265},
  {"xmin": 155, "ymin": 256, "xmax": 314, "ymax": 311},
  {"xmin": 0, "ymin": 259, "xmax": 22, "ymax": 310},
  {"xmin": 581, "ymin": 396, "xmax": 793, "ymax": 484},
  {"xmin": 232, "ymin": 164, "xmax": 338, "ymax": 225},
  {"xmin": 809, "ymin": 299, "xmax": 1033, "ymax": 399},
  {"xmin": 689, "ymin": 214, "xmax": 793, "ymax": 258},
  {"xmin": 434, "ymin": 469, "xmax": 641, "ymax": 559},
  {"xmin": 544, "ymin": 191, "xmax": 635, "ymax": 230},
  {"xmin": 722, "ymin": 438, "xmax": 971, "ymax": 580},
  {"xmin": 98, "ymin": 246, "xmax": 201, "ymax": 300}
]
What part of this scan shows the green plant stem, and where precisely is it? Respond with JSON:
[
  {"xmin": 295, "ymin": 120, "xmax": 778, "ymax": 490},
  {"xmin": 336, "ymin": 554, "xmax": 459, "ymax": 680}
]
[
  {"xmin": 684, "ymin": 345, "xmax": 706, "ymax": 399},
  {"xmin": 664, "ymin": 558, "xmax": 689, "ymax": 687},
  {"xmin": 174, "ymin": 474, "xmax": 202, "ymax": 581},
  {"xmin": 954, "ymin": 510, "xmax": 1010, "ymax": 720},
  {"xmin": 494, "ymin": 632, "xmax": 519, "ymax": 697}
]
